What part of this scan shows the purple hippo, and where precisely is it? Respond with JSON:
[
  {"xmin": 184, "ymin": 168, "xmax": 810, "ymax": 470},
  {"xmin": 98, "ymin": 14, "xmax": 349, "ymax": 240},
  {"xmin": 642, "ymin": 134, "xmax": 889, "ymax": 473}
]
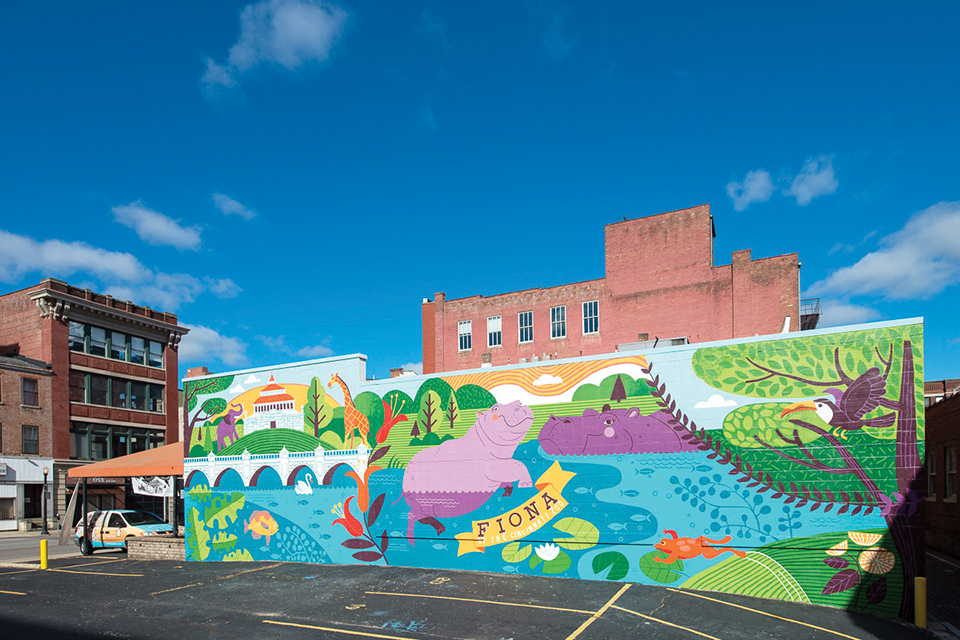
[
  {"xmin": 402, "ymin": 400, "xmax": 535, "ymax": 543},
  {"xmin": 538, "ymin": 405, "xmax": 698, "ymax": 456}
]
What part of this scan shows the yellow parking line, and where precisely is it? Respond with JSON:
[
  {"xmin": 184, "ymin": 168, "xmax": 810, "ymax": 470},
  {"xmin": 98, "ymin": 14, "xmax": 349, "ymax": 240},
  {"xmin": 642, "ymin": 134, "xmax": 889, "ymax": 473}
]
[
  {"xmin": 0, "ymin": 569, "xmax": 37, "ymax": 576},
  {"xmin": 149, "ymin": 562, "xmax": 282, "ymax": 596},
  {"xmin": 264, "ymin": 619, "xmax": 420, "ymax": 639},
  {"xmin": 58, "ymin": 558, "xmax": 125, "ymax": 569},
  {"xmin": 667, "ymin": 588, "xmax": 861, "ymax": 640},
  {"xmin": 49, "ymin": 568, "xmax": 143, "ymax": 577},
  {"xmin": 611, "ymin": 605, "xmax": 721, "ymax": 640},
  {"xmin": 565, "ymin": 583, "xmax": 631, "ymax": 640},
  {"xmin": 365, "ymin": 590, "xmax": 594, "ymax": 614},
  {"xmin": 0, "ymin": 589, "xmax": 28, "ymax": 595}
]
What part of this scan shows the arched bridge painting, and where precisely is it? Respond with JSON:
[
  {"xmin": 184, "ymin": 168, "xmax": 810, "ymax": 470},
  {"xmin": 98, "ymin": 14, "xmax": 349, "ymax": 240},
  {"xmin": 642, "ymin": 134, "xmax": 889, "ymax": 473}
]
[{"xmin": 183, "ymin": 320, "xmax": 924, "ymax": 620}]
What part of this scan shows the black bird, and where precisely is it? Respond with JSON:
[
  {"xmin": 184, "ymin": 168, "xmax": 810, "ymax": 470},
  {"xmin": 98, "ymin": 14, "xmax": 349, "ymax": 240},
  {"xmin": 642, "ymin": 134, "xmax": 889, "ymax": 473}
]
[{"xmin": 780, "ymin": 366, "xmax": 895, "ymax": 438}]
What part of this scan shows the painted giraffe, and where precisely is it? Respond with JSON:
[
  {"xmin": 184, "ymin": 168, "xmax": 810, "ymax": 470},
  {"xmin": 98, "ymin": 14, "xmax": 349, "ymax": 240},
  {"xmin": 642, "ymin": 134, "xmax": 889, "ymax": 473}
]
[{"xmin": 328, "ymin": 373, "xmax": 369, "ymax": 449}]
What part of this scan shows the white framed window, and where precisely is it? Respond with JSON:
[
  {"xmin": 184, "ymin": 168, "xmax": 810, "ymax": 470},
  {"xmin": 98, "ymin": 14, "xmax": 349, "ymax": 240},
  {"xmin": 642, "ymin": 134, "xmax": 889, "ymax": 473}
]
[
  {"xmin": 458, "ymin": 320, "xmax": 472, "ymax": 351},
  {"xmin": 927, "ymin": 452, "xmax": 937, "ymax": 499},
  {"xmin": 583, "ymin": 300, "xmax": 599, "ymax": 334},
  {"xmin": 518, "ymin": 311, "xmax": 534, "ymax": 344},
  {"xmin": 947, "ymin": 447, "xmax": 957, "ymax": 500},
  {"xmin": 487, "ymin": 316, "xmax": 502, "ymax": 348},
  {"xmin": 550, "ymin": 305, "xmax": 566, "ymax": 339}
]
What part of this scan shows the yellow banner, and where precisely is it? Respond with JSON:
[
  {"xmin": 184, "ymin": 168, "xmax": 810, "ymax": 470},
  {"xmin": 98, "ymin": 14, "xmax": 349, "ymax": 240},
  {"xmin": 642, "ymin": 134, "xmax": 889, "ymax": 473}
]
[{"xmin": 455, "ymin": 461, "xmax": 575, "ymax": 555}]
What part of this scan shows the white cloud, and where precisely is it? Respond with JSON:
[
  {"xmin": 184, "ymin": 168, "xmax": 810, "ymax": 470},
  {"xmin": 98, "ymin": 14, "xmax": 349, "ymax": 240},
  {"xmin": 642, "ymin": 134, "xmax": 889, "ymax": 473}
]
[
  {"xmin": 205, "ymin": 278, "xmax": 243, "ymax": 298},
  {"xmin": 257, "ymin": 335, "xmax": 290, "ymax": 351},
  {"xmin": 104, "ymin": 273, "xmax": 205, "ymax": 311},
  {"xmin": 297, "ymin": 344, "xmax": 334, "ymax": 358},
  {"xmin": 807, "ymin": 201, "xmax": 960, "ymax": 301},
  {"xmin": 726, "ymin": 170, "xmax": 775, "ymax": 212},
  {"xmin": 213, "ymin": 193, "xmax": 257, "ymax": 220},
  {"xmin": 786, "ymin": 155, "xmax": 838, "ymax": 205},
  {"xmin": 400, "ymin": 361, "xmax": 423, "ymax": 375},
  {"xmin": 179, "ymin": 324, "xmax": 248, "ymax": 367},
  {"xmin": 228, "ymin": 383, "xmax": 246, "ymax": 393},
  {"xmin": 816, "ymin": 300, "xmax": 882, "ymax": 328},
  {"xmin": 0, "ymin": 230, "xmax": 149, "ymax": 283},
  {"xmin": 694, "ymin": 394, "xmax": 737, "ymax": 409},
  {"xmin": 202, "ymin": 0, "xmax": 348, "ymax": 92},
  {"xmin": 112, "ymin": 201, "xmax": 202, "ymax": 250},
  {"xmin": 244, "ymin": 374, "xmax": 263, "ymax": 384},
  {"xmin": 533, "ymin": 374, "xmax": 563, "ymax": 386}
]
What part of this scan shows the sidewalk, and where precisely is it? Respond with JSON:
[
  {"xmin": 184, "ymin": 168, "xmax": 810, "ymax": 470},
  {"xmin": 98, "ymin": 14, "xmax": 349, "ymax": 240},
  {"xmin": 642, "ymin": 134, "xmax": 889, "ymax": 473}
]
[
  {"xmin": 927, "ymin": 550, "xmax": 960, "ymax": 639},
  {"xmin": 0, "ymin": 529, "xmax": 82, "ymax": 565}
]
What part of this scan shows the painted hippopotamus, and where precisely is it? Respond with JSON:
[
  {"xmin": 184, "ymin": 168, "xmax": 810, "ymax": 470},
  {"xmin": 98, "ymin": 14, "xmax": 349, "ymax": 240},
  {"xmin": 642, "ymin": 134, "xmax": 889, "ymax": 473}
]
[
  {"xmin": 538, "ymin": 405, "xmax": 698, "ymax": 456},
  {"xmin": 402, "ymin": 400, "xmax": 535, "ymax": 543}
]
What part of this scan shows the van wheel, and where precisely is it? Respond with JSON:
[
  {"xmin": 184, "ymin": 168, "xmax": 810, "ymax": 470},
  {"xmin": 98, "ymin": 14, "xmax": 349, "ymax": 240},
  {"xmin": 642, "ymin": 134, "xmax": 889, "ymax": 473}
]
[
  {"xmin": 123, "ymin": 536, "xmax": 134, "ymax": 552},
  {"xmin": 80, "ymin": 537, "xmax": 93, "ymax": 556}
]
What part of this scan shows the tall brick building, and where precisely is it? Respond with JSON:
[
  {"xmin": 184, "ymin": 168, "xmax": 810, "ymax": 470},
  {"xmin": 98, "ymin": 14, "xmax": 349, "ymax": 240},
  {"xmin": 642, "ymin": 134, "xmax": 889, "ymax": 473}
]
[
  {"xmin": 0, "ymin": 279, "xmax": 187, "ymax": 528},
  {"xmin": 422, "ymin": 204, "xmax": 805, "ymax": 374},
  {"xmin": 925, "ymin": 392, "xmax": 959, "ymax": 557}
]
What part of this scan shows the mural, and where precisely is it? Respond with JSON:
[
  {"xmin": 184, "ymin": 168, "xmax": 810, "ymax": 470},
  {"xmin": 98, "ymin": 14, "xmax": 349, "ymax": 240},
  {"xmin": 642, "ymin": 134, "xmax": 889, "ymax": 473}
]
[{"xmin": 183, "ymin": 321, "xmax": 924, "ymax": 620}]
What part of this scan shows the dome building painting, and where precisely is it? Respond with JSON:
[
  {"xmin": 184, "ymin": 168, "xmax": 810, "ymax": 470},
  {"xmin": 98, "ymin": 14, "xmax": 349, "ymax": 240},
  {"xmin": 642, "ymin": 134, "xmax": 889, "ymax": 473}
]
[{"xmin": 243, "ymin": 374, "xmax": 302, "ymax": 435}]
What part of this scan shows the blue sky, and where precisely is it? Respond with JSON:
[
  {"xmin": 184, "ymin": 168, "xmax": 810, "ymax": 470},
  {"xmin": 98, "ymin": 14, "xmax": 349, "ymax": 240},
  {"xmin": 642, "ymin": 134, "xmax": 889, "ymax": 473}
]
[{"xmin": 1, "ymin": 2, "xmax": 958, "ymax": 382}]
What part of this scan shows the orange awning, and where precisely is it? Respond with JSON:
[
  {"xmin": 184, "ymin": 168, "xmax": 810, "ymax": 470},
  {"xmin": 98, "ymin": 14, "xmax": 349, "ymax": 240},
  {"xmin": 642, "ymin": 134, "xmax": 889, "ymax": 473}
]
[{"xmin": 67, "ymin": 443, "xmax": 183, "ymax": 479}]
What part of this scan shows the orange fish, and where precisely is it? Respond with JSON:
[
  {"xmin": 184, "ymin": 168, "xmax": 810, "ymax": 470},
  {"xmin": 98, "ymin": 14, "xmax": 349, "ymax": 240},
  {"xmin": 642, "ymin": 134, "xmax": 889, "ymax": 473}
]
[{"xmin": 244, "ymin": 510, "xmax": 279, "ymax": 546}]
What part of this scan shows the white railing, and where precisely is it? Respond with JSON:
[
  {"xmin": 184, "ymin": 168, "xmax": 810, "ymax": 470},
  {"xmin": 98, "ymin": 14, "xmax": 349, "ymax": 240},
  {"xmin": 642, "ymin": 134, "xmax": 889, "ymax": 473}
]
[{"xmin": 184, "ymin": 443, "xmax": 370, "ymax": 487}]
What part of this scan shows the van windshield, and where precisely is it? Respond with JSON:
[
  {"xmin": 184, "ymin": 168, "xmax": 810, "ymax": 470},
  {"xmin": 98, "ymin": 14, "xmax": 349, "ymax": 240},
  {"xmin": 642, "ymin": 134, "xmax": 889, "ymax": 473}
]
[{"xmin": 123, "ymin": 512, "xmax": 165, "ymax": 526}]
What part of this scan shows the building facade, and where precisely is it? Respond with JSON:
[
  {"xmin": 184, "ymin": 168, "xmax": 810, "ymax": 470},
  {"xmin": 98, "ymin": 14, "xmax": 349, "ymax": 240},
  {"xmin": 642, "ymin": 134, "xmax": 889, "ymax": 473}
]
[
  {"xmin": 422, "ymin": 204, "xmax": 804, "ymax": 374},
  {"xmin": 926, "ymin": 392, "xmax": 959, "ymax": 557},
  {"xmin": 0, "ymin": 351, "xmax": 55, "ymax": 530},
  {"xmin": 0, "ymin": 279, "xmax": 187, "ymax": 527},
  {"xmin": 925, "ymin": 378, "xmax": 960, "ymax": 407}
]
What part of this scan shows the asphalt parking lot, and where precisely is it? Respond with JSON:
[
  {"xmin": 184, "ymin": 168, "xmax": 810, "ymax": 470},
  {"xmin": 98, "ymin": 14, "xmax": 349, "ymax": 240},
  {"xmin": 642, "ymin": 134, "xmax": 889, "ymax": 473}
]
[{"xmin": 0, "ymin": 552, "xmax": 936, "ymax": 640}]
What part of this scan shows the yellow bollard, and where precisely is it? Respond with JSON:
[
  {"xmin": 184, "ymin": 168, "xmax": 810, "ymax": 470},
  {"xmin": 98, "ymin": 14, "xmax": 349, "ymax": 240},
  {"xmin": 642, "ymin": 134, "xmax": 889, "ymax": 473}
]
[
  {"xmin": 40, "ymin": 539, "xmax": 48, "ymax": 570},
  {"xmin": 915, "ymin": 576, "xmax": 927, "ymax": 629}
]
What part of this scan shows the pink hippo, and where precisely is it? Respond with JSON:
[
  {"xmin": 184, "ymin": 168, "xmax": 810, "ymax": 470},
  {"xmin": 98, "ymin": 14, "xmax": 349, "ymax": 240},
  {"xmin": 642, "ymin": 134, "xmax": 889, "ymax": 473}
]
[{"xmin": 401, "ymin": 400, "xmax": 535, "ymax": 544}]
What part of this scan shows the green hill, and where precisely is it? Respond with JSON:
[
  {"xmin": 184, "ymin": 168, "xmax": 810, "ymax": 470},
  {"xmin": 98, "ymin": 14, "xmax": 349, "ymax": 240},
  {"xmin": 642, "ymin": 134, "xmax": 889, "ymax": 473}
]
[{"xmin": 218, "ymin": 428, "xmax": 329, "ymax": 456}]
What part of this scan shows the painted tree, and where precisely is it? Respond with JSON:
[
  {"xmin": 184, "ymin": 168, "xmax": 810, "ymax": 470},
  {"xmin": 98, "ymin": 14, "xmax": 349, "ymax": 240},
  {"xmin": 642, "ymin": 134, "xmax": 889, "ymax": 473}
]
[
  {"xmin": 183, "ymin": 375, "xmax": 234, "ymax": 454},
  {"xmin": 190, "ymin": 397, "xmax": 227, "ymax": 450},
  {"xmin": 303, "ymin": 376, "xmax": 333, "ymax": 437},
  {"xmin": 445, "ymin": 393, "xmax": 459, "ymax": 429},
  {"xmin": 419, "ymin": 390, "xmax": 441, "ymax": 434},
  {"xmin": 455, "ymin": 384, "xmax": 496, "ymax": 410},
  {"xmin": 410, "ymin": 419, "xmax": 421, "ymax": 438},
  {"xmin": 413, "ymin": 378, "xmax": 454, "ymax": 414},
  {"xmin": 354, "ymin": 392, "xmax": 385, "ymax": 448},
  {"xmin": 610, "ymin": 375, "xmax": 627, "ymax": 403},
  {"xmin": 654, "ymin": 325, "xmax": 923, "ymax": 620}
]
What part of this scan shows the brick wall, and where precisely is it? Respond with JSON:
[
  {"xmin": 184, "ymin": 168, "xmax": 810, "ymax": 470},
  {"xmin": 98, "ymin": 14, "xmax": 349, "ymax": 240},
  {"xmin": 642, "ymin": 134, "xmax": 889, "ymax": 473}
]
[
  {"xmin": 424, "ymin": 204, "xmax": 800, "ymax": 373},
  {"xmin": 127, "ymin": 536, "xmax": 185, "ymax": 561},
  {"xmin": 926, "ymin": 393, "xmax": 960, "ymax": 558},
  {"xmin": 0, "ymin": 369, "xmax": 53, "ymax": 457}
]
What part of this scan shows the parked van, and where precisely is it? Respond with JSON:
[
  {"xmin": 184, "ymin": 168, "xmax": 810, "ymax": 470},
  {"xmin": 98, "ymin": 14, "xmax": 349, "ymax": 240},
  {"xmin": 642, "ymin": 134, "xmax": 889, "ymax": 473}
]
[{"xmin": 74, "ymin": 510, "xmax": 174, "ymax": 555}]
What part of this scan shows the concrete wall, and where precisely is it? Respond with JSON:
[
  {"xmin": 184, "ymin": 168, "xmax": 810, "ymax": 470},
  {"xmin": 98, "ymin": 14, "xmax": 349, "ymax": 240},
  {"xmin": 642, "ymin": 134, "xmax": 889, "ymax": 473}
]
[
  {"xmin": 184, "ymin": 319, "xmax": 924, "ymax": 620},
  {"xmin": 422, "ymin": 204, "xmax": 800, "ymax": 374}
]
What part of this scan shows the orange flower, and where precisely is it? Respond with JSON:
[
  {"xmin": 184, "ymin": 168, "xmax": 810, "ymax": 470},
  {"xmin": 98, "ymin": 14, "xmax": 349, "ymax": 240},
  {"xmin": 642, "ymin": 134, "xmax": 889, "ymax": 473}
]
[
  {"xmin": 346, "ymin": 465, "xmax": 383, "ymax": 512},
  {"xmin": 332, "ymin": 497, "xmax": 363, "ymax": 537},
  {"xmin": 378, "ymin": 401, "xmax": 409, "ymax": 444}
]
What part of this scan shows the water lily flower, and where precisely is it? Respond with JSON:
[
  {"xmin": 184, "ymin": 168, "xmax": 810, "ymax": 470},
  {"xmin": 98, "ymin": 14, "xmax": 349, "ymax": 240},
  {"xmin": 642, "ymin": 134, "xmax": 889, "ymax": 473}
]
[
  {"xmin": 535, "ymin": 543, "xmax": 560, "ymax": 562},
  {"xmin": 332, "ymin": 497, "xmax": 363, "ymax": 537}
]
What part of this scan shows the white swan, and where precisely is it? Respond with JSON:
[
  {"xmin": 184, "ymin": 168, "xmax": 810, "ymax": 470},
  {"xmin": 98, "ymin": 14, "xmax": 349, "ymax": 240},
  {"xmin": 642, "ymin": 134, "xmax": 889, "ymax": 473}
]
[{"xmin": 295, "ymin": 473, "xmax": 314, "ymax": 495}]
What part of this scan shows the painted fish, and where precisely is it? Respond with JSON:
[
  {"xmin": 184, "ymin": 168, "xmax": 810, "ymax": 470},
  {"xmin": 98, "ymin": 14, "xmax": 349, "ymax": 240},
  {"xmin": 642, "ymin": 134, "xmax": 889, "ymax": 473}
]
[
  {"xmin": 574, "ymin": 487, "xmax": 592, "ymax": 495},
  {"xmin": 298, "ymin": 499, "xmax": 308, "ymax": 506},
  {"xmin": 629, "ymin": 513, "xmax": 652, "ymax": 522},
  {"xmin": 319, "ymin": 534, "xmax": 332, "ymax": 540},
  {"xmin": 309, "ymin": 523, "xmax": 321, "ymax": 529},
  {"xmin": 620, "ymin": 489, "xmax": 641, "ymax": 498},
  {"xmin": 635, "ymin": 468, "xmax": 654, "ymax": 476},
  {"xmin": 607, "ymin": 523, "xmax": 627, "ymax": 531},
  {"xmin": 312, "ymin": 509, "xmax": 325, "ymax": 516},
  {"xmin": 432, "ymin": 543, "xmax": 448, "ymax": 551},
  {"xmin": 244, "ymin": 510, "xmax": 279, "ymax": 546},
  {"xmin": 502, "ymin": 565, "xmax": 519, "ymax": 574},
  {"xmin": 268, "ymin": 501, "xmax": 279, "ymax": 507}
]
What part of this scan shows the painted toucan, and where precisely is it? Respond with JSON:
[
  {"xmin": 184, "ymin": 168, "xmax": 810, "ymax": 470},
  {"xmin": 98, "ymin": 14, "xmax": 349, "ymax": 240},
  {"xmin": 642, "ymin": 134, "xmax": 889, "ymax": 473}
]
[{"xmin": 780, "ymin": 366, "xmax": 896, "ymax": 438}]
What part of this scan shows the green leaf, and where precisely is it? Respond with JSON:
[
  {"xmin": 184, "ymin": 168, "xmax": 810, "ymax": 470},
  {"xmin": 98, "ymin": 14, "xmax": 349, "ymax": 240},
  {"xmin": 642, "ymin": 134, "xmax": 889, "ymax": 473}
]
[
  {"xmin": 206, "ymin": 493, "xmax": 245, "ymax": 529},
  {"xmin": 502, "ymin": 542, "xmax": 532, "ymax": 563},
  {"xmin": 542, "ymin": 551, "xmax": 572, "ymax": 575},
  {"xmin": 592, "ymin": 551, "xmax": 630, "ymax": 581},
  {"xmin": 638, "ymin": 551, "xmax": 684, "ymax": 583},
  {"xmin": 552, "ymin": 517, "xmax": 600, "ymax": 550},
  {"xmin": 185, "ymin": 508, "xmax": 210, "ymax": 561}
]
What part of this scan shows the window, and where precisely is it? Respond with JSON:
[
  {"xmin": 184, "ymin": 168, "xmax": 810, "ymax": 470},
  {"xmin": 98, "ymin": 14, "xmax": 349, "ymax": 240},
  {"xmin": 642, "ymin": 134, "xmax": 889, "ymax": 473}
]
[
  {"xmin": 109, "ymin": 331, "xmax": 127, "ymax": 361},
  {"xmin": 550, "ymin": 305, "xmax": 566, "ymax": 339},
  {"xmin": 89, "ymin": 326, "xmax": 107, "ymax": 357},
  {"xmin": 583, "ymin": 300, "xmax": 599, "ymax": 334},
  {"xmin": 22, "ymin": 425, "xmax": 39, "ymax": 455},
  {"xmin": 69, "ymin": 371, "xmax": 87, "ymax": 403},
  {"xmin": 947, "ymin": 447, "xmax": 957, "ymax": 500},
  {"xmin": 148, "ymin": 341, "xmax": 163, "ymax": 368},
  {"xmin": 927, "ymin": 452, "xmax": 937, "ymax": 499},
  {"xmin": 0, "ymin": 498, "xmax": 13, "ymax": 520},
  {"xmin": 518, "ymin": 311, "xmax": 534, "ymax": 343},
  {"xmin": 21, "ymin": 378, "xmax": 39, "ymax": 406},
  {"xmin": 458, "ymin": 320, "xmax": 472, "ymax": 351},
  {"xmin": 90, "ymin": 375, "xmax": 108, "ymax": 405},
  {"xmin": 69, "ymin": 321, "xmax": 85, "ymax": 352},
  {"xmin": 110, "ymin": 378, "xmax": 127, "ymax": 409},
  {"xmin": 70, "ymin": 422, "xmax": 165, "ymax": 460},
  {"xmin": 109, "ymin": 513, "xmax": 125, "ymax": 528},
  {"xmin": 130, "ymin": 381, "xmax": 146, "ymax": 411},
  {"xmin": 130, "ymin": 336, "xmax": 146, "ymax": 365},
  {"xmin": 487, "ymin": 316, "xmax": 502, "ymax": 348},
  {"xmin": 149, "ymin": 385, "xmax": 164, "ymax": 413}
]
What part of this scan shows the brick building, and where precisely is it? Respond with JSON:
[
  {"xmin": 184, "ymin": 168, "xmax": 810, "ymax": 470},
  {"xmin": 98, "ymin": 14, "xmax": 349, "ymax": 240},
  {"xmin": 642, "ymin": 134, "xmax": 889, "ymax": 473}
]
[
  {"xmin": 926, "ymin": 392, "xmax": 959, "ymax": 557},
  {"xmin": 925, "ymin": 378, "xmax": 960, "ymax": 407},
  {"xmin": 0, "ymin": 351, "xmax": 54, "ymax": 530},
  {"xmin": 422, "ymin": 204, "xmax": 805, "ymax": 374},
  {"xmin": 0, "ymin": 278, "xmax": 187, "ymax": 528}
]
